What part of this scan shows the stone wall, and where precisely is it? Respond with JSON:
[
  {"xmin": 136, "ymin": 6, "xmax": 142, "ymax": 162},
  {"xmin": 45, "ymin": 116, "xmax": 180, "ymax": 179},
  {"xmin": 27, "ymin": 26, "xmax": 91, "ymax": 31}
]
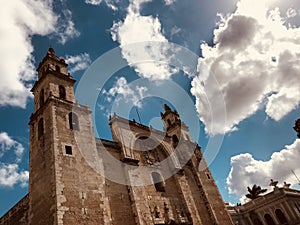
[
  {"xmin": 52, "ymin": 102, "xmax": 106, "ymax": 225},
  {"xmin": 0, "ymin": 194, "xmax": 29, "ymax": 225}
]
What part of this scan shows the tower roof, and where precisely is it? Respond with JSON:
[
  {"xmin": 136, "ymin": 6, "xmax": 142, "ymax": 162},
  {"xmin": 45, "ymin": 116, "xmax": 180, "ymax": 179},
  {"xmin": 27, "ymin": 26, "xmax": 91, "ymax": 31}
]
[
  {"xmin": 160, "ymin": 104, "xmax": 179, "ymax": 119},
  {"xmin": 37, "ymin": 47, "xmax": 67, "ymax": 71},
  {"xmin": 164, "ymin": 104, "xmax": 171, "ymax": 111}
]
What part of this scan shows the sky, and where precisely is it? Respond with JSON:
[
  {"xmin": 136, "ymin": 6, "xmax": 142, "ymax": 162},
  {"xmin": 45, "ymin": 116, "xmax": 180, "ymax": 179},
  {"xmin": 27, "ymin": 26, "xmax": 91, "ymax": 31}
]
[{"xmin": 0, "ymin": 0, "xmax": 300, "ymax": 217}]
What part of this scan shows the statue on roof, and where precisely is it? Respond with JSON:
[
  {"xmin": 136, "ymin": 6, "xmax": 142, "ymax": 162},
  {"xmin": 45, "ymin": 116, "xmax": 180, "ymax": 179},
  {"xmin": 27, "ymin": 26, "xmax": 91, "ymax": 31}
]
[
  {"xmin": 294, "ymin": 118, "xmax": 300, "ymax": 138},
  {"xmin": 269, "ymin": 179, "xmax": 278, "ymax": 187},
  {"xmin": 283, "ymin": 181, "xmax": 291, "ymax": 189}
]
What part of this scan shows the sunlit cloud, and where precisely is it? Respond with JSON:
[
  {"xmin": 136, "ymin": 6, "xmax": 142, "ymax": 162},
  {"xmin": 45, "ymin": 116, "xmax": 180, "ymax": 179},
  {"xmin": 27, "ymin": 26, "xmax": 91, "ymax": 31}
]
[
  {"xmin": 227, "ymin": 139, "xmax": 300, "ymax": 203},
  {"xmin": 0, "ymin": 132, "xmax": 25, "ymax": 163},
  {"xmin": 65, "ymin": 53, "xmax": 91, "ymax": 74},
  {"xmin": 103, "ymin": 77, "xmax": 148, "ymax": 108},
  {"xmin": 191, "ymin": 0, "xmax": 300, "ymax": 135},
  {"xmin": 0, "ymin": 132, "xmax": 27, "ymax": 188},
  {"xmin": 0, "ymin": 1, "xmax": 79, "ymax": 108},
  {"xmin": 110, "ymin": 0, "xmax": 178, "ymax": 81},
  {"xmin": 0, "ymin": 163, "xmax": 29, "ymax": 188}
]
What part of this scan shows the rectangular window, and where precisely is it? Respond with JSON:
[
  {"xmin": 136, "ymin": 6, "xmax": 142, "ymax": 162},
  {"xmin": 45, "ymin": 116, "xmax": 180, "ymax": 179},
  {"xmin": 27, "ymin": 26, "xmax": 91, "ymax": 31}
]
[{"xmin": 65, "ymin": 145, "xmax": 72, "ymax": 155}]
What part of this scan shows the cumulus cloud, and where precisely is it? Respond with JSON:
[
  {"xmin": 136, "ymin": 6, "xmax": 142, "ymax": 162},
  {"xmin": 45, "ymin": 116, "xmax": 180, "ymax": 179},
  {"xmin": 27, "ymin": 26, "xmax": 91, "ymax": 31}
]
[
  {"xmin": 227, "ymin": 139, "xmax": 300, "ymax": 203},
  {"xmin": 132, "ymin": 0, "xmax": 176, "ymax": 11},
  {"xmin": 85, "ymin": 0, "xmax": 120, "ymax": 11},
  {"xmin": 110, "ymin": 2, "xmax": 178, "ymax": 81},
  {"xmin": 87, "ymin": 0, "xmax": 176, "ymax": 11},
  {"xmin": 191, "ymin": 0, "xmax": 300, "ymax": 135},
  {"xmin": 54, "ymin": 9, "xmax": 80, "ymax": 44},
  {"xmin": 286, "ymin": 8, "xmax": 298, "ymax": 18},
  {"xmin": 65, "ymin": 53, "xmax": 91, "ymax": 74},
  {"xmin": 0, "ymin": 164, "xmax": 29, "ymax": 188},
  {"xmin": 0, "ymin": 132, "xmax": 28, "ymax": 188},
  {"xmin": 0, "ymin": 132, "xmax": 25, "ymax": 163},
  {"xmin": 0, "ymin": 1, "xmax": 79, "ymax": 108},
  {"xmin": 85, "ymin": 0, "xmax": 101, "ymax": 5},
  {"xmin": 164, "ymin": 0, "xmax": 175, "ymax": 6},
  {"xmin": 103, "ymin": 77, "xmax": 148, "ymax": 108},
  {"xmin": 0, "ymin": 1, "xmax": 55, "ymax": 108}
]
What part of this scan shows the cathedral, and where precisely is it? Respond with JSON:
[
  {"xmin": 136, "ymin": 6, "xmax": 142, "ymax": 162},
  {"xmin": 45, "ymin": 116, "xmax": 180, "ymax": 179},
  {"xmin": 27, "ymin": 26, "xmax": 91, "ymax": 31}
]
[{"xmin": 0, "ymin": 48, "xmax": 233, "ymax": 225}]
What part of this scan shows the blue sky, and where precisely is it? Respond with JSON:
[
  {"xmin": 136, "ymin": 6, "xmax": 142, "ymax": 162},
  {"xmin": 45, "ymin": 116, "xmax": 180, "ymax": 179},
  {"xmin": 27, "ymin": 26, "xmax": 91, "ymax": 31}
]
[{"xmin": 1, "ymin": 0, "xmax": 300, "ymax": 217}]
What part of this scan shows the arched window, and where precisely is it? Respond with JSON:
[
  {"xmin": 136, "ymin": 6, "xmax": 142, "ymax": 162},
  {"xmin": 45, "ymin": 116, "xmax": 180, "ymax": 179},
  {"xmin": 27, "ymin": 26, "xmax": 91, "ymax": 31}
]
[
  {"xmin": 59, "ymin": 85, "xmax": 66, "ymax": 99},
  {"xmin": 264, "ymin": 214, "xmax": 275, "ymax": 225},
  {"xmin": 172, "ymin": 135, "xmax": 179, "ymax": 148},
  {"xmin": 250, "ymin": 212, "xmax": 263, "ymax": 225},
  {"xmin": 153, "ymin": 206, "xmax": 160, "ymax": 218},
  {"xmin": 275, "ymin": 209, "xmax": 288, "ymax": 224},
  {"xmin": 253, "ymin": 218, "xmax": 263, "ymax": 225},
  {"xmin": 151, "ymin": 172, "xmax": 165, "ymax": 192},
  {"xmin": 38, "ymin": 118, "xmax": 44, "ymax": 139},
  {"xmin": 39, "ymin": 89, "xmax": 44, "ymax": 107},
  {"xmin": 167, "ymin": 119, "xmax": 171, "ymax": 126},
  {"xmin": 69, "ymin": 112, "xmax": 79, "ymax": 131},
  {"xmin": 55, "ymin": 65, "xmax": 60, "ymax": 72}
]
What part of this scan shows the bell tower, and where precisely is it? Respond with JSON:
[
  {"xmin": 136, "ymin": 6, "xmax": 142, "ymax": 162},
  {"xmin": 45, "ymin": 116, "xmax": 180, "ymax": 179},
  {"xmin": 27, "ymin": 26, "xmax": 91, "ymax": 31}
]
[
  {"xmin": 160, "ymin": 104, "xmax": 192, "ymax": 148},
  {"xmin": 33, "ymin": 47, "xmax": 75, "ymax": 112},
  {"xmin": 29, "ymin": 47, "xmax": 76, "ymax": 224},
  {"xmin": 28, "ymin": 48, "xmax": 105, "ymax": 225}
]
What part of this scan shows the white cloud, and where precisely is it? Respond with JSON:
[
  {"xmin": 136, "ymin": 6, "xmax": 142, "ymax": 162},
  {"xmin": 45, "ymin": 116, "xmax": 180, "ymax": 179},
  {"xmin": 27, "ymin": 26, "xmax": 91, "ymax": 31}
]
[
  {"xmin": 170, "ymin": 26, "xmax": 182, "ymax": 37},
  {"xmin": 0, "ymin": 132, "xmax": 27, "ymax": 188},
  {"xmin": 286, "ymin": 8, "xmax": 298, "ymax": 18},
  {"xmin": 84, "ymin": 0, "xmax": 119, "ymax": 11},
  {"xmin": 127, "ymin": 0, "xmax": 175, "ymax": 11},
  {"xmin": 191, "ymin": 0, "xmax": 300, "ymax": 135},
  {"xmin": 65, "ymin": 53, "xmax": 91, "ymax": 74},
  {"xmin": 164, "ymin": 0, "xmax": 175, "ymax": 6},
  {"xmin": 110, "ymin": 2, "xmax": 178, "ymax": 81},
  {"xmin": 85, "ymin": 0, "xmax": 101, "ymax": 5},
  {"xmin": 88, "ymin": 0, "xmax": 176, "ymax": 12},
  {"xmin": 227, "ymin": 139, "xmax": 300, "ymax": 203},
  {"xmin": 0, "ymin": 1, "xmax": 56, "ymax": 108},
  {"xmin": 0, "ymin": 132, "xmax": 25, "ymax": 163},
  {"xmin": 54, "ymin": 9, "xmax": 80, "ymax": 44},
  {"xmin": 103, "ymin": 77, "xmax": 148, "ymax": 108},
  {"xmin": 0, "ymin": 1, "xmax": 79, "ymax": 108},
  {"xmin": 0, "ymin": 163, "xmax": 29, "ymax": 188}
]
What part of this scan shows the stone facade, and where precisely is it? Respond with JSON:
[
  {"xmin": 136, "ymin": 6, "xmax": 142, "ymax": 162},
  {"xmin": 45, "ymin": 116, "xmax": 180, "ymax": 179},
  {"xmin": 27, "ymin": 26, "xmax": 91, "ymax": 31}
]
[
  {"xmin": 0, "ymin": 195, "xmax": 29, "ymax": 225},
  {"xmin": 227, "ymin": 188, "xmax": 300, "ymax": 225},
  {"xmin": 0, "ymin": 48, "xmax": 233, "ymax": 225}
]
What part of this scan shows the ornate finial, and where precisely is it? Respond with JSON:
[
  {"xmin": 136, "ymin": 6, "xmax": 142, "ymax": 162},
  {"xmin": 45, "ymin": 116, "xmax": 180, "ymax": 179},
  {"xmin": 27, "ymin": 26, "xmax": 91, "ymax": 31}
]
[
  {"xmin": 164, "ymin": 104, "xmax": 171, "ymax": 112},
  {"xmin": 283, "ymin": 181, "xmax": 291, "ymax": 189},
  {"xmin": 269, "ymin": 179, "xmax": 278, "ymax": 187},
  {"xmin": 48, "ymin": 47, "xmax": 55, "ymax": 55},
  {"xmin": 293, "ymin": 118, "xmax": 300, "ymax": 138}
]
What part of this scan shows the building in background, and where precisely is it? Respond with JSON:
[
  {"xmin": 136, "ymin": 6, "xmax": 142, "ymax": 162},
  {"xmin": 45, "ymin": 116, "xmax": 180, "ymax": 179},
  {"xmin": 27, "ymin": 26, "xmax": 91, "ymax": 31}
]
[
  {"xmin": 0, "ymin": 48, "xmax": 233, "ymax": 225},
  {"xmin": 227, "ymin": 187, "xmax": 300, "ymax": 225}
]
